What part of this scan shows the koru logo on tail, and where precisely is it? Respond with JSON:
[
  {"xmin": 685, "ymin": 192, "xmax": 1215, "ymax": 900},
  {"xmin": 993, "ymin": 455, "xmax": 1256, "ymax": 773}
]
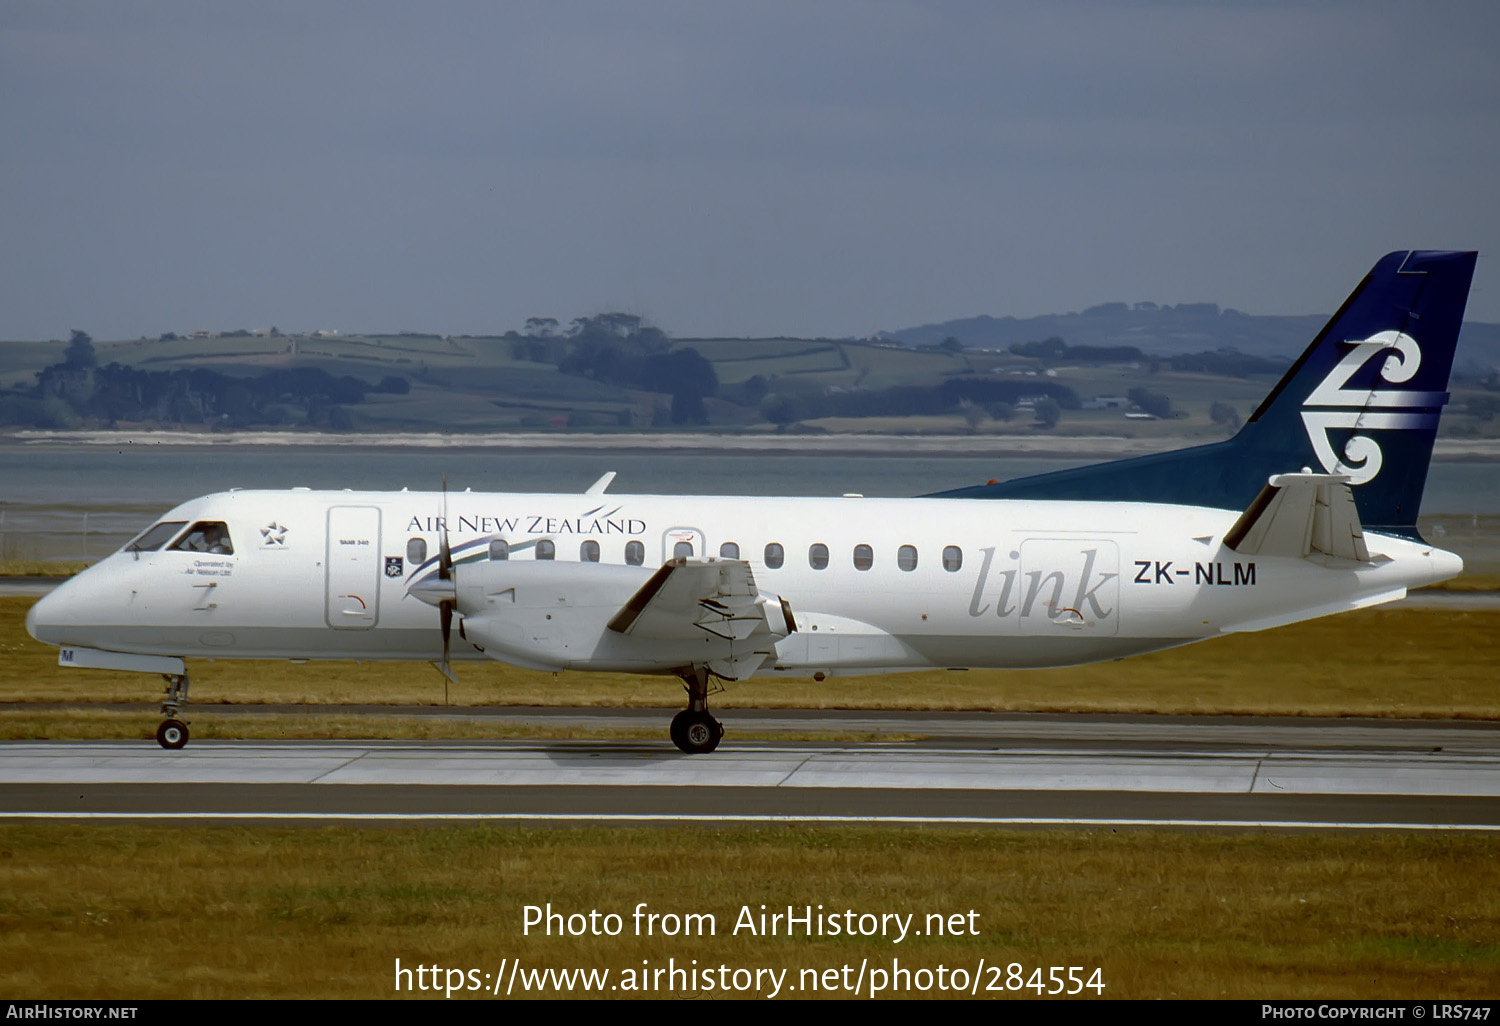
[{"xmin": 1300, "ymin": 330, "xmax": 1444, "ymax": 485}]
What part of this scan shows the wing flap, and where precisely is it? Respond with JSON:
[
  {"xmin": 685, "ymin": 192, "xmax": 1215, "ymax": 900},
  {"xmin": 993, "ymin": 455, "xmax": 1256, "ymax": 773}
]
[{"xmin": 607, "ymin": 557, "xmax": 789, "ymax": 642}]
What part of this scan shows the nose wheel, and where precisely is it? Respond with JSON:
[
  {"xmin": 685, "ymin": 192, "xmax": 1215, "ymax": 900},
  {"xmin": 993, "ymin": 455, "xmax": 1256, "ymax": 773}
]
[
  {"xmin": 156, "ymin": 672, "xmax": 191, "ymax": 750},
  {"xmin": 156, "ymin": 718, "xmax": 189, "ymax": 749}
]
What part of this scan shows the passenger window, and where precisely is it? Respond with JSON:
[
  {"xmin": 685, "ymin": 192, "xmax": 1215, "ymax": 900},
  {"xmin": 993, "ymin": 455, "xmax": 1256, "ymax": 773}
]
[
  {"xmin": 489, "ymin": 539, "xmax": 509, "ymax": 560},
  {"xmin": 125, "ymin": 521, "xmax": 187, "ymax": 553},
  {"xmin": 764, "ymin": 543, "xmax": 784, "ymax": 569},
  {"xmin": 673, "ymin": 540, "xmax": 694, "ymax": 559},
  {"xmin": 898, "ymin": 544, "xmax": 918, "ymax": 571},
  {"xmin": 408, "ymin": 537, "xmax": 428, "ymax": 564},
  {"xmin": 719, "ymin": 542, "xmax": 740, "ymax": 559},
  {"xmin": 853, "ymin": 544, "xmax": 873, "ymax": 571},
  {"xmin": 809, "ymin": 543, "xmax": 829, "ymax": 570},
  {"xmin": 580, "ymin": 540, "xmax": 600, "ymax": 562},
  {"xmin": 625, "ymin": 540, "xmax": 645, "ymax": 566},
  {"xmin": 942, "ymin": 545, "xmax": 963, "ymax": 572},
  {"xmin": 536, "ymin": 540, "xmax": 556, "ymax": 560},
  {"xmin": 170, "ymin": 521, "xmax": 234, "ymax": 555}
]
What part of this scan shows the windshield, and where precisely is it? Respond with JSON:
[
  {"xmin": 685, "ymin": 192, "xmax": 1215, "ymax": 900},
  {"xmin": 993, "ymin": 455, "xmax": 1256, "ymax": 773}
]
[
  {"xmin": 169, "ymin": 521, "xmax": 235, "ymax": 555},
  {"xmin": 123, "ymin": 520, "xmax": 187, "ymax": 553}
]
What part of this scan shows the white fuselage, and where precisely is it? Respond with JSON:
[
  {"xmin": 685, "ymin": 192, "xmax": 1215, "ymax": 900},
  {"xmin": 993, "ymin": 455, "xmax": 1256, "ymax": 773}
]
[{"xmin": 25, "ymin": 487, "xmax": 1462, "ymax": 679}]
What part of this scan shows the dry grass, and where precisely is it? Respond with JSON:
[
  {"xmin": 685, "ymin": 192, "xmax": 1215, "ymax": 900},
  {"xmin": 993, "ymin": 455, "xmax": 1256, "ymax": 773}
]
[
  {"xmin": 5, "ymin": 598, "xmax": 1498, "ymax": 1001},
  {"xmin": 4, "ymin": 597, "xmax": 1498, "ymax": 721},
  {"xmin": 0, "ymin": 709, "xmax": 655, "ymax": 743},
  {"xmin": 1421, "ymin": 573, "xmax": 1500, "ymax": 591},
  {"xmin": 0, "ymin": 825, "xmax": 1494, "ymax": 999},
  {"xmin": 0, "ymin": 560, "xmax": 91, "ymax": 577},
  {"xmin": 0, "ymin": 709, "xmax": 909, "ymax": 745}
]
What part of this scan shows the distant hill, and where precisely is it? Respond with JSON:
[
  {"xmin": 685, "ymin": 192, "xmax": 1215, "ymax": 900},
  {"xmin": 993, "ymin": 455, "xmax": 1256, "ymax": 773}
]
[
  {"xmin": 881, "ymin": 305, "xmax": 1500, "ymax": 376},
  {"xmin": 5, "ymin": 303, "xmax": 1499, "ymax": 438}
]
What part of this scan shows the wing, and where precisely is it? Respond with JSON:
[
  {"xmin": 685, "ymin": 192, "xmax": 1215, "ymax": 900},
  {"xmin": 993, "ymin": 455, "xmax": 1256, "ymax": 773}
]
[
  {"xmin": 606, "ymin": 557, "xmax": 796, "ymax": 678},
  {"xmin": 608, "ymin": 557, "xmax": 795, "ymax": 641}
]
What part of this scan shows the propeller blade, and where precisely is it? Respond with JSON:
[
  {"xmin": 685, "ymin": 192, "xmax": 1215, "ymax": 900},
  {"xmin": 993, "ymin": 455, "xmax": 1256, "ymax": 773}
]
[
  {"xmin": 430, "ymin": 474, "xmax": 460, "ymax": 700},
  {"xmin": 440, "ymin": 599, "xmax": 453, "ymax": 665},
  {"xmin": 439, "ymin": 474, "xmax": 452, "ymax": 580}
]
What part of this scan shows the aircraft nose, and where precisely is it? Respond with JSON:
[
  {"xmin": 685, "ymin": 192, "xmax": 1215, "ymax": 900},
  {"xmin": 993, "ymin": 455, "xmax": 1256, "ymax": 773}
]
[
  {"xmin": 25, "ymin": 588, "xmax": 58, "ymax": 644},
  {"xmin": 25, "ymin": 574, "xmax": 93, "ymax": 647}
]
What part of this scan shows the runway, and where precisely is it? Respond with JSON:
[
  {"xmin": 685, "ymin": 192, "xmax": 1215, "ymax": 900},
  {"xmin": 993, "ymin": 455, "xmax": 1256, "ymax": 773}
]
[{"xmin": 3, "ymin": 711, "xmax": 1497, "ymax": 830}]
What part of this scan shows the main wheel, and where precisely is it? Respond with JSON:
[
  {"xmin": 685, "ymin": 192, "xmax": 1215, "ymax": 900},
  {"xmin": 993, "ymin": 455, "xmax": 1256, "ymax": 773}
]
[
  {"xmin": 672, "ymin": 711, "xmax": 721, "ymax": 754},
  {"xmin": 156, "ymin": 718, "xmax": 189, "ymax": 750}
]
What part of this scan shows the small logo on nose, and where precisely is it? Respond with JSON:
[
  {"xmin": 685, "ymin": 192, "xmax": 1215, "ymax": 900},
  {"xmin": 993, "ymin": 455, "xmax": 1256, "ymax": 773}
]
[{"xmin": 261, "ymin": 522, "xmax": 288, "ymax": 545}]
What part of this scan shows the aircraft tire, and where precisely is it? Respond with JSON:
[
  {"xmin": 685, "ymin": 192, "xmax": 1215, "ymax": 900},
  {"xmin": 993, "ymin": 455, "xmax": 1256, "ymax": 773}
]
[
  {"xmin": 669, "ymin": 710, "xmax": 690, "ymax": 751},
  {"xmin": 675, "ymin": 711, "xmax": 721, "ymax": 755},
  {"xmin": 156, "ymin": 719, "xmax": 189, "ymax": 750}
]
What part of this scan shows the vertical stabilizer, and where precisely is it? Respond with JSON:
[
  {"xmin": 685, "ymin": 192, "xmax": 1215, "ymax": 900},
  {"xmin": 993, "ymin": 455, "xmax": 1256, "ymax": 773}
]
[{"xmin": 929, "ymin": 251, "xmax": 1478, "ymax": 537}]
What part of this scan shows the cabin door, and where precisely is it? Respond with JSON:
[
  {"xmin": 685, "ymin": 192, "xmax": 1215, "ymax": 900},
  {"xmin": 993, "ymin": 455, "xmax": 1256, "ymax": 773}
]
[
  {"xmin": 1017, "ymin": 539, "xmax": 1120, "ymax": 636},
  {"xmin": 326, "ymin": 506, "xmax": 381, "ymax": 629}
]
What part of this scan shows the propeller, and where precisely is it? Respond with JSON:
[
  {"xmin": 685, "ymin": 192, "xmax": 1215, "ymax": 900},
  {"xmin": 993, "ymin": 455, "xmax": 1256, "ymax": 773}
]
[
  {"xmin": 408, "ymin": 475, "xmax": 460, "ymax": 701},
  {"xmin": 439, "ymin": 473, "xmax": 453, "ymax": 674},
  {"xmin": 437, "ymin": 474, "xmax": 459, "ymax": 701}
]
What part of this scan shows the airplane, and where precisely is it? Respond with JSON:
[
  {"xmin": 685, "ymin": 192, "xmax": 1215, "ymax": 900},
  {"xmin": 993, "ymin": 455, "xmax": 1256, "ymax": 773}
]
[{"xmin": 24, "ymin": 250, "xmax": 1478, "ymax": 754}]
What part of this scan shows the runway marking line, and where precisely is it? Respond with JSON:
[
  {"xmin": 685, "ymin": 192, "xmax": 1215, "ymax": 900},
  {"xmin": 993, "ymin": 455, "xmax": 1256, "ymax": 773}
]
[{"xmin": 1, "ymin": 811, "xmax": 1499, "ymax": 831}]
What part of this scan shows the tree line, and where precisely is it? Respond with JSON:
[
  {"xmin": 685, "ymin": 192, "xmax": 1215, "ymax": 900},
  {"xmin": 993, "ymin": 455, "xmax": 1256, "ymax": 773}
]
[
  {"xmin": 537, "ymin": 314, "xmax": 720, "ymax": 425},
  {"xmin": 1010, "ymin": 336, "xmax": 1286, "ymax": 377},
  {"xmin": 0, "ymin": 331, "xmax": 406, "ymax": 430}
]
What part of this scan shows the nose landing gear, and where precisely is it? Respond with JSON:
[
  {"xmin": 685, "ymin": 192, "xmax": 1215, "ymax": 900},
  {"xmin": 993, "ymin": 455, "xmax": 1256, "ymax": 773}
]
[{"xmin": 156, "ymin": 673, "xmax": 191, "ymax": 749}]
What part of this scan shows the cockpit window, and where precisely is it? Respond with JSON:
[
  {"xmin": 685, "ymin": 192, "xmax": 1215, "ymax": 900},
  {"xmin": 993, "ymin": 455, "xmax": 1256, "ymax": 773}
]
[
  {"xmin": 124, "ymin": 520, "xmax": 187, "ymax": 553},
  {"xmin": 169, "ymin": 521, "xmax": 235, "ymax": 555}
]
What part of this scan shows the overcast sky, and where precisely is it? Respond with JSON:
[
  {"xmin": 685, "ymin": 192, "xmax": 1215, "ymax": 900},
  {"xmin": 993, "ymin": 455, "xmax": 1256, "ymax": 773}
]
[{"xmin": 2, "ymin": 1, "xmax": 1497, "ymax": 341}]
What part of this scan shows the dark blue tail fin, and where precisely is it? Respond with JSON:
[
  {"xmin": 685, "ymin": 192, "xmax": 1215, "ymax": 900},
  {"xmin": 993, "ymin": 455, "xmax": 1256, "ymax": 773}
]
[{"xmin": 927, "ymin": 251, "xmax": 1478, "ymax": 537}]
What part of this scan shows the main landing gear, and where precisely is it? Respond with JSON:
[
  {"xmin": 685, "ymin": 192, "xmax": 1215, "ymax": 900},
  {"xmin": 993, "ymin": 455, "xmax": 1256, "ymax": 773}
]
[
  {"xmin": 670, "ymin": 666, "xmax": 724, "ymax": 755},
  {"xmin": 156, "ymin": 672, "xmax": 191, "ymax": 750}
]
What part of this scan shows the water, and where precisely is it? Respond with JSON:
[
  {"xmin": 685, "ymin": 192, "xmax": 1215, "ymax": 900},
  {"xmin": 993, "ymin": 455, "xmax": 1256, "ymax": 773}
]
[
  {"xmin": 1, "ymin": 443, "xmax": 1496, "ymax": 564},
  {"xmin": 0, "ymin": 444, "xmax": 1094, "ymax": 560},
  {"xmin": 0, "ymin": 445, "xmax": 1089, "ymax": 505}
]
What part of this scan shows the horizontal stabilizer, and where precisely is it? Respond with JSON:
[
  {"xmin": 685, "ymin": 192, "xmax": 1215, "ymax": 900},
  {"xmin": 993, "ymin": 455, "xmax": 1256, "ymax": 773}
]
[{"xmin": 1224, "ymin": 473, "xmax": 1369, "ymax": 561}]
